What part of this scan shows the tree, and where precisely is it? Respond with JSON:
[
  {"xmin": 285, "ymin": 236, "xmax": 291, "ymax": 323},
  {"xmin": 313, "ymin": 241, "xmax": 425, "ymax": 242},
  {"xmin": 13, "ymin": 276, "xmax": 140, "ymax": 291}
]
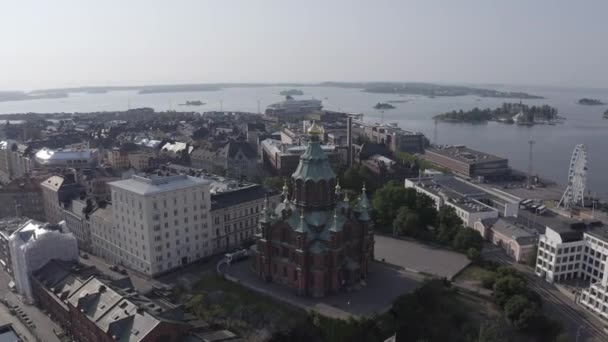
[
  {"xmin": 372, "ymin": 181, "xmax": 416, "ymax": 228},
  {"xmin": 452, "ymin": 228, "xmax": 483, "ymax": 252},
  {"xmin": 393, "ymin": 207, "xmax": 423, "ymax": 238},
  {"xmin": 504, "ymin": 295, "xmax": 531, "ymax": 322},
  {"xmin": 437, "ymin": 206, "xmax": 463, "ymax": 244},
  {"xmin": 493, "ymin": 275, "xmax": 527, "ymax": 307},
  {"xmin": 466, "ymin": 248, "xmax": 481, "ymax": 263},
  {"xmin": 263, "ymin": 176, "xmax": 284, "ymax": 192}
]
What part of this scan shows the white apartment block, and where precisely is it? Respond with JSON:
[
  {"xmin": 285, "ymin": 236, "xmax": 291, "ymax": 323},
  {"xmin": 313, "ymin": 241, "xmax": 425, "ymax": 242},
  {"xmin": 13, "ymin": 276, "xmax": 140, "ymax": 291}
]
[{"xmin": 104, "ymin": 174, "xmax": 211, "ymax": 276}]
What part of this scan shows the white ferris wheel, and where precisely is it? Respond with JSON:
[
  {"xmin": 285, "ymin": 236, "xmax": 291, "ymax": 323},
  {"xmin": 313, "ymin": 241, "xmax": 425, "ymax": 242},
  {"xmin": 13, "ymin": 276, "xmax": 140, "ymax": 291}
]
[{"xmin": 558, "ymin": 144, "xmax": 588, "ymax": 208}]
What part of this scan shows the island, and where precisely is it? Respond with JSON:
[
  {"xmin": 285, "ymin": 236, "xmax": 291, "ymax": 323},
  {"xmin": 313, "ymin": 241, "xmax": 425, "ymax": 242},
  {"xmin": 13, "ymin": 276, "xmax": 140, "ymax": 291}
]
[
  {"xmin": 604, "ymin": 110, "xmax": 608, "ymax": 119},
  {"xmin": 279, "ymin": 89, "xmax": 304, "ymax": 96},
  {"xmin": 319, "ymin": 82, "xmax": 543, "ymax": 99},
  {"xmin": 434, "ymin": 102, "xmax": 560, "ymax": 125},
  {"xmin": 578, "ymin": 98, "xmax": 605, "ymax": 105},
  {"xmin": 179, "ymin": 100, "xmax": 206, "ymax": 106},
  {"xmin": 374, "ymin": 102, "xmax": 396, "ymax": 110},
  {"xmin": 0, "ymin": 91, "xmax": 68, "ymax": 103}
]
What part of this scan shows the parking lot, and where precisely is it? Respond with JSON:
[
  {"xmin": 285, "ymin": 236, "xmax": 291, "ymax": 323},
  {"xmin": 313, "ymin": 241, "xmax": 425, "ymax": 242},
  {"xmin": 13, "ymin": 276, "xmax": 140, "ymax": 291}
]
[{"xmin": 374, "ymin": 235, "xmax": 470, "ymax": 280}]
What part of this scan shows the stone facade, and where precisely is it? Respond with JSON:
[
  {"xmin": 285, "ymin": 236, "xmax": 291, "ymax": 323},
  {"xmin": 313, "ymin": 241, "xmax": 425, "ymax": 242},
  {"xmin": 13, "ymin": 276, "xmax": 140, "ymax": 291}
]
[{"xmin": 253, "ymin": 123, "xmax": 374, "ymax": 297}]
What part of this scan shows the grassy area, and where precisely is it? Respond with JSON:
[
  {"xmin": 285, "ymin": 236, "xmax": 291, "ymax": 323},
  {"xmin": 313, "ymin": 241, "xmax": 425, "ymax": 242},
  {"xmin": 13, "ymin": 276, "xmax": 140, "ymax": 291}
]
[
  {"xmin": 454, "ymin": 265, "xmax": 496, "ymax": 283},
  {"xmin": 181, "ymin": 274, "xmax": 304, "ymax": 337}
]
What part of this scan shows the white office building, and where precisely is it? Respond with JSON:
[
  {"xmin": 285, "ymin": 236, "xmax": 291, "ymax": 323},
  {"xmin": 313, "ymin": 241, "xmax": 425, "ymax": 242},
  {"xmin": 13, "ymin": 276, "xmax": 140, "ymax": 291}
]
[
  {"xmin": 534, "ymin": 216, "xmax": 608, "ymax": 320},
  {"xmin": 105, "ymin": 174, "xmax": 211, "ymax": 276},
  {"xmin": 404, "ymin": 177, "xmax": 499, "ymax": 228}
]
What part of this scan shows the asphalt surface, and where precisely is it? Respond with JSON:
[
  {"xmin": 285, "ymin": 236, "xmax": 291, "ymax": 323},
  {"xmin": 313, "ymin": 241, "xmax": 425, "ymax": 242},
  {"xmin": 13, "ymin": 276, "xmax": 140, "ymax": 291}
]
[
  {"xmin": 0, "ymin": 269, "xmax": 61, "ymax": 342},
  {"xmin": 374, "ymin": 234, "xmax": 470, "ymax": 279}
]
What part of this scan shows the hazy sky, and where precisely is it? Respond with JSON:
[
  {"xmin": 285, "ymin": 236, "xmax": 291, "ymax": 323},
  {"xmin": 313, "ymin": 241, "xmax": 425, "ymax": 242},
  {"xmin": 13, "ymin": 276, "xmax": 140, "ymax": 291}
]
[{"xmin": 2, "ymin": 0, "xmax": 608, "ymax": 90}]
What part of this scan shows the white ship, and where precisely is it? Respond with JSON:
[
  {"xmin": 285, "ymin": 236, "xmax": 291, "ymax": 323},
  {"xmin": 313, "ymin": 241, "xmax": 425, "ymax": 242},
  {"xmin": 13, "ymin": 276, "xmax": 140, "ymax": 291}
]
[{"xmin": 265, "ymin": 97, "xmax": 322, "ymax": 117}]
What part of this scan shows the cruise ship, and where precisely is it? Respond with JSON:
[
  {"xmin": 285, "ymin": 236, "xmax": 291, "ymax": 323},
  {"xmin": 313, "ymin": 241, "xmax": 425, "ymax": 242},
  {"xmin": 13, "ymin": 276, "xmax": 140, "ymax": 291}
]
[{"xmin": 265, "ymin": 97, "xmax": 323, "ymax": 118}]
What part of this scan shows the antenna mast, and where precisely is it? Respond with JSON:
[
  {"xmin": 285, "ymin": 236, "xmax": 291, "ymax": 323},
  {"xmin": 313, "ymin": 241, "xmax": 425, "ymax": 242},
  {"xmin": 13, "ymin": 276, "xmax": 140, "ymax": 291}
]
[{"xmin": 527, "ymin": 140, "xmax": 535, "ymax": 189}]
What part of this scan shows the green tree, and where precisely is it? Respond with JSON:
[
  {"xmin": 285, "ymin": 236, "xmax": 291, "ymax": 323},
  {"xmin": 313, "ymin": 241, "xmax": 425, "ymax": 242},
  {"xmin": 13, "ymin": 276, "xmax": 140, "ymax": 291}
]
[
  {"xmin": 263, "ymin": 176, "xmax": 285, "ymax": 192},
  {"xmin": 452, "ymin": 228, "xmax": 483, "ymax": 252},
  {"xmin": 437, "ymin": 206, "xmax": 463, "ymax": 244},
  {"xmin": 372, "ymin": 181, "xmax": 416, "ymax": 228},
  {"xmin": 467, "ymin": 248, "xmax": 481, "ymax": 263},
  {"xmin": 504, "ymin": 295, "xmax": 531, "ymax": 322},
  {"xmin": 493, "ymin": 275, "xmax": 527, "ymax": 307},
  {"xmin": 393, "ymin": 207, "xmax": 423, "ymax": 238},
  {"xmin": 414, "ymin": 192, "xmax": 438, "ymax": 227}
]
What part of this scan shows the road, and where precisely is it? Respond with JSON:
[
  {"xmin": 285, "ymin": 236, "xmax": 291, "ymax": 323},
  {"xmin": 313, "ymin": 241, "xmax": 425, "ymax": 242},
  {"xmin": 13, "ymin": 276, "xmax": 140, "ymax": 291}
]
[
  {"xmin": 0, "ymin": 269, "xmax": 61, "ymax": 342},
  {"xmin": 483, "ymin": 244, "xmax": 607, "ymax": 342}
]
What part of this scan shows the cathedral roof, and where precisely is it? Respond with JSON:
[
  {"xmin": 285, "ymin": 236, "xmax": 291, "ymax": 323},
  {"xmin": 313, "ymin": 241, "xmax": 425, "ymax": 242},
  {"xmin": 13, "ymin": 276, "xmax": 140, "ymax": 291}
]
[{"xmin": 291, "ymin": 140, "xmax": 336, "ymax": 182}]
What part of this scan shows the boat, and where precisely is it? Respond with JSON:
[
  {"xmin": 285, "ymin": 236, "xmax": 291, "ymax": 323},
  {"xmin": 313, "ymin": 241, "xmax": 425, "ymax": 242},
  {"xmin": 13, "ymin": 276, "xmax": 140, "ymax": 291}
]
[{"xmin": 265, "ymin": 97, "xmax": 323, "ymax": 117}]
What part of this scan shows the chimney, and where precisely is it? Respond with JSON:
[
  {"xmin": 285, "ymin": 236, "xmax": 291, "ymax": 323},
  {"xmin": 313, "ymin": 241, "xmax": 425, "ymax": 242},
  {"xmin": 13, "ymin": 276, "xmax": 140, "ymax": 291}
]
[{"xmin": 347, "ymin": 116, "xmax": 353, "ymax": 167}]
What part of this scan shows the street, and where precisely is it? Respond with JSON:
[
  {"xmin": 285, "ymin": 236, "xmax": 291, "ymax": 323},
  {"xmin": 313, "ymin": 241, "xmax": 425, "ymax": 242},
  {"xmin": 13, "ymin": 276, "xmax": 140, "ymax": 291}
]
[{"xmin": 0, "ymin": 269, "xmax": 61, "ymax": 342}]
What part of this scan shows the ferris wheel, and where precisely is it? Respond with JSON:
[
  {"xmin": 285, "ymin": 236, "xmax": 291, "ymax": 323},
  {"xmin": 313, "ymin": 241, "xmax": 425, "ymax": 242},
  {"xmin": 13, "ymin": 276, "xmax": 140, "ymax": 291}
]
[{"xmin": 558, "ymin": 144, "xmax": 588, "ymax": 208}]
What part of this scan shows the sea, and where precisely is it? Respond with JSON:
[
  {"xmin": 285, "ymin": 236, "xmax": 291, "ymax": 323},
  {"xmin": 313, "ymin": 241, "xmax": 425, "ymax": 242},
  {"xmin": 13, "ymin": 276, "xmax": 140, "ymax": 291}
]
[{"xmin": 1, "ymin": 84, "xmax": 607, "ymax": 198}]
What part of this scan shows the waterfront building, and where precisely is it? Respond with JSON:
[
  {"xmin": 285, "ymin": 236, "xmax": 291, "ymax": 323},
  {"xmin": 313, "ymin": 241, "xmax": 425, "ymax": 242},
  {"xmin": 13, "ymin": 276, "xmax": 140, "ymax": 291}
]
[
  {"xmin": 253, "ymin": 123, "xmax": 374, "ymax": 297},
  {"xmin": 108, "ymin": 174, "xmax": 212, "ymax": 276},
  {"xmin": 422, "ymin": 145, "xmax": 510, "ymax": 180},
  {"xmin": 405, "ymin": 177, "xmax": 499, "ymax": 228},
  {"xmin": 352, "ymin": 120, "xmax": 426, "ymax": 153}
]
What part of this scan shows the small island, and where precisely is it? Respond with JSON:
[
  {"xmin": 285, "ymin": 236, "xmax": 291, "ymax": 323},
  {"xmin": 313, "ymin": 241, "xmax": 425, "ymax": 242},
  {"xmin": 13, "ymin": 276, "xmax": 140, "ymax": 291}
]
[
  {"xmin": 434, "ymin": 102, "xmax": 560, "ymax": 125},
  {"xmin": 179, "ymin": 100, "xmax": 206, "ymax": 106},
  {"xmin": 603, "ymin": 110, "xmax": 608, "ymax": 119},
  {"xmin": 374, "ymin": 102, "xmax": 396, "ymax": 110},
  {"xmin": 280, "ymin": 89, "xmax": 304, "ymax": 96},
  {"xmin": 578, "ymin": 98, "xmax": 605, "ymax": 105}
]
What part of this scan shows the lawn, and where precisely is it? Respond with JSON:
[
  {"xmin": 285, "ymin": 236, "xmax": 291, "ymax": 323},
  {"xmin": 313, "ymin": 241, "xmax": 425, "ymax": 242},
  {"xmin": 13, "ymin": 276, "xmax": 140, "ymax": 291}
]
[
  {"xmin": 182, "ymin": 274, "xmax": 305, "ymax": 338},
  {"xmin": 454, "ymin": 265, "xmax": 496, "ymax": 283}
]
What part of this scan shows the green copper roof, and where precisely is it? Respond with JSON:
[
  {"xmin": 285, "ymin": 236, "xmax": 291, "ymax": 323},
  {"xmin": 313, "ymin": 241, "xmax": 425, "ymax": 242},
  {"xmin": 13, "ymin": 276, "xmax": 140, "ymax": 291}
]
[
  {"xmin": 291, "ymin": 141, "xmax": 336, "ymax": 182},
  {"xmin": 310, "ymin": 240, "xmax": 328, "ymax": 254}
]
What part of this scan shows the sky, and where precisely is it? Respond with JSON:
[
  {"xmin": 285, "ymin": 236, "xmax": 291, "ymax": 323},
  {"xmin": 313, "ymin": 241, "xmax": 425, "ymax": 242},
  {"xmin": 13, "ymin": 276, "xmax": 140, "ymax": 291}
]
[{"xmin": 1, "ymin": 0, "xmax": 608, "ymax": 90}]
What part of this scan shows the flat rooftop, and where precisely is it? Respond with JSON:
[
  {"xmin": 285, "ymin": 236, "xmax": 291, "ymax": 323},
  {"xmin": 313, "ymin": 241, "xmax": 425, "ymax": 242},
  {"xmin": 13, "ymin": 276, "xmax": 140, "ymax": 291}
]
[
  {"xmin": 109, "ymin": 174, "xmax": 209, "ymax": 195},
  {"xmin": 408, "ymin": 177, "xmax": 495, "ymax": 213},
  {"xmin": 425, "ymin": 145, "xmax": 507, "ymax": 165}
]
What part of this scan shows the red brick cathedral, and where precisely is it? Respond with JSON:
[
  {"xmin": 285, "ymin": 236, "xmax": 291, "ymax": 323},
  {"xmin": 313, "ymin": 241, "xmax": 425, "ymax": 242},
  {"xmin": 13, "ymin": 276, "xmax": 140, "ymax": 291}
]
[{"xmin": 253, "ymin": 122, "xmax": 374, "ymax": 297}]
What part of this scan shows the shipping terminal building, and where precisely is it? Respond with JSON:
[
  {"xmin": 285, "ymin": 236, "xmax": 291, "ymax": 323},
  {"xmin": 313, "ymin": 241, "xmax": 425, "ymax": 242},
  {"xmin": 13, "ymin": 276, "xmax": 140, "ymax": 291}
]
[{"xmin": 422, "ymin": 145, "xmax": 510, "ymax": 180}]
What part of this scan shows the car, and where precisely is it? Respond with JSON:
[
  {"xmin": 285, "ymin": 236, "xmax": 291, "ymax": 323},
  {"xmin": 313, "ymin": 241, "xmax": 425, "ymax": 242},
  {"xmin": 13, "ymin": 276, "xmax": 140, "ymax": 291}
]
[
  {"xmin": 81, "ymin": 254, "xmax": 89, "ymax": 259},
  {"xmin": 109, "ymin": 265, "xmax": 119, "ymax": 271},
  {"xmin": 119, "ymin": 268, "xmax": 128, "ymax": 275}
]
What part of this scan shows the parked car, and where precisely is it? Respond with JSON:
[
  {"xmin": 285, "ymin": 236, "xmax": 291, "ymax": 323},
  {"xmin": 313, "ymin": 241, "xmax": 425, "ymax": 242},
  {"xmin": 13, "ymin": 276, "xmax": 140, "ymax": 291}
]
[
  {"xmin": 119, "ymin": 268, "xmax": 128, "ymax": 275},
  {"xmin": 109, "ymin": 265, "xmax": 119, "ymax": 272},
  {"xmin": 81, "ymin": 253, "xmax": 89, "ymax": 259},
  {"xmin": 224, "ymin": 249, "xmax": 249, "ymax": 264}
]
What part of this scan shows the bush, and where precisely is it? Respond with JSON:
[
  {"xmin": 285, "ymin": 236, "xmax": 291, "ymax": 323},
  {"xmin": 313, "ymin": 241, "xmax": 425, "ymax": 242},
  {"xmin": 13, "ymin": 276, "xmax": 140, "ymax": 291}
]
[
  {"xmin": 481, "ymin": 275, "xmax": 496, "ymax": 289},
  {"xmin": 466, "ymin": 248, "xmax": 481, "ymax": 263}
]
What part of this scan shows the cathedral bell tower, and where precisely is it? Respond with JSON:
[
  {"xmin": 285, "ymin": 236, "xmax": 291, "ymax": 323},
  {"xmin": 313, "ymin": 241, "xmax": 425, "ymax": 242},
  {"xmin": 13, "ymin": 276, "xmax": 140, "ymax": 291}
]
[{"xmin": 291, "ymin": 122, "xmax": 337, "ymax": 210}]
